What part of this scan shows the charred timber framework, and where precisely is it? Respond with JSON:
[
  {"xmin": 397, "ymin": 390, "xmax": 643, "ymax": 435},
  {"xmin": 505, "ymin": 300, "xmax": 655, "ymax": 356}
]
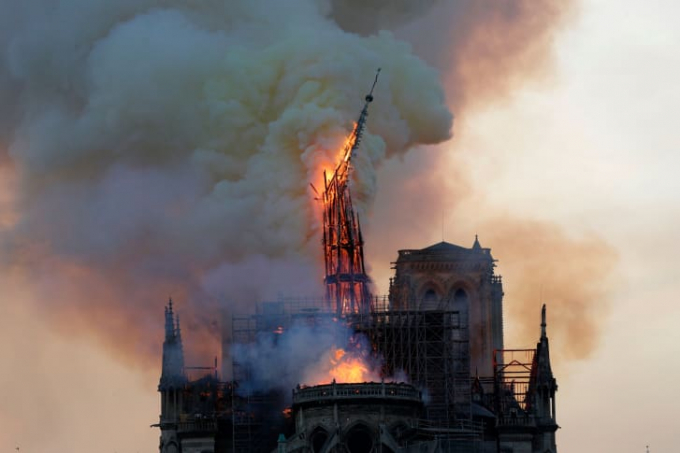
[{"xmin": 322, "ymin": 70, "xmax": 380, "ymax": 317}]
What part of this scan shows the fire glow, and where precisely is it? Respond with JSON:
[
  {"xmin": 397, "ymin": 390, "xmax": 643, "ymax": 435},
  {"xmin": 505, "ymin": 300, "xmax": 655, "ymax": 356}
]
[
  {"xmin": 341, "ymin": 122, "xmax": 358, "ymax": 164},
  {"xmin": 313, "ymin": 122, "xmax": 359, "ymax": 194},
  {"xmin": 311, "ymin": 346, "xmax": 381, "ymax": 385}
]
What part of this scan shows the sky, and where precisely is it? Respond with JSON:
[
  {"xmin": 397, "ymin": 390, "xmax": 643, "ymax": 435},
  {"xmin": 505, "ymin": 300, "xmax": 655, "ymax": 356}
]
[
  {"xmin": 1, "ymin": 0, "xmax": 679, "ymax": 452},
  {"xmin": 453, "ymin": 1, "xmax": 680, "ymax": 450}
]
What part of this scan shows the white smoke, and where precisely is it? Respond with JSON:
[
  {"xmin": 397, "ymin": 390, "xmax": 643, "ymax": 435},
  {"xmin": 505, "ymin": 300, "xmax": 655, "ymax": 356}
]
[{"xmin": 0, "ymin": 0, "xmax": 452, "ymax": 361}]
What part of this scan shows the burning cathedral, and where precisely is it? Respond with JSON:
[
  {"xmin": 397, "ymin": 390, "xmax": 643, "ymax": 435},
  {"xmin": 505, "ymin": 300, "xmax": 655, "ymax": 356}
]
[{"xmin": 153, "ymin": 73, "xmax": 559, "ymax": 453}]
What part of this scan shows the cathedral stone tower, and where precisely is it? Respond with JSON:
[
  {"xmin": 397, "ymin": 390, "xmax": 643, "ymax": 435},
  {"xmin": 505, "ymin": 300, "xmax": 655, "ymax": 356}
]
[{"xmin": 389, "ymin": 237, "xmax": 504, "ymax": 377}]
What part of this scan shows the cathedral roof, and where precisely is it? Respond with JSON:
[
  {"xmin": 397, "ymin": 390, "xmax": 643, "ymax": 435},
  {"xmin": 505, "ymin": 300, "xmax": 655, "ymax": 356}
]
[
  {"xmin": 421, "ymin": 241, "xmax": 470, "ymax": 253},
  {"xmin": 396, "ymin": 238, "xmax": 493, "ymax": 263}
]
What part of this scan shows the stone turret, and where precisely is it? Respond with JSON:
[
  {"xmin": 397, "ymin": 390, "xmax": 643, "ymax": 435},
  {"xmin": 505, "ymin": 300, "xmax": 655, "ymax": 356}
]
[
  {"xmin": 158, "ymin": 299, "xmax": 186, "ymax": 453},
  {"xmin": 160, "ymin": 299, "xmax": 185, "ymax": 390},
  {"xmin": 531, "ymin": 304, "xmax": 559, "ymax": 453}
]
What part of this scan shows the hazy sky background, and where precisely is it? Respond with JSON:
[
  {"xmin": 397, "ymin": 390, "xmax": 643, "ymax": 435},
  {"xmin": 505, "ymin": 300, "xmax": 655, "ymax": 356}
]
[
  {"xmin": 1, "ymin": 0, "xmax": 679, "ymax": 452},
  {"xmin": 453, "ymin": 0, "xmax": 680, "ymax": 450}
]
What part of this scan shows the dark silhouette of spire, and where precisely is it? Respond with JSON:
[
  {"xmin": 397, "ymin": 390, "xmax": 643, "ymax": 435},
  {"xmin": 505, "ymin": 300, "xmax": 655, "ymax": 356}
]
[
  {"xmin": 525, "ymin": 304, "xmax": 559, "ymax": 432},
  {"xmin": 165, "ymin": 297, "xmax": 175, "ymax": 341},
  {"xmin": 541, "ymin": 303, "xmax": 547, "ymax": 339},
  {"xmin": 159, "ymin": 298, "xmax": 185, "ymax": 390},
  {"xmin": 536, "ymin": 304, "xmax": 553, "ymax": 381},
  {"xmin": 529, "ymin": 303, "xmax": 559, "ymax": 450}
]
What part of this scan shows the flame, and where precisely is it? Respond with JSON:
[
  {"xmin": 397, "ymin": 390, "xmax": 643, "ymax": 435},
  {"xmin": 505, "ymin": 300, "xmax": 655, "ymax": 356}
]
[
  {"xmin": 312, "ymin": 122, "xmax": 359, "ymax": 191},
  {"xmin": 311, "ymin": 346, "xmax": 381, "ymax": 385},
  {"xmin": 330, "ymin": 348, "xmax": 369, "ymax": 383},
  {"xmin": 341, "ymin": 122, "xmax": 359, "ymax": 164}
]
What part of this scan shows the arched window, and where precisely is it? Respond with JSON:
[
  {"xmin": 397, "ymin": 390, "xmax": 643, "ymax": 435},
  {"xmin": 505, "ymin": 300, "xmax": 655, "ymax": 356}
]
[
  {"xmin": 345, "ymin": 423, "xmax": 374, "ymax": 453},
  {"xmin": 451, "ymin": 288, "xmax": 469, "ymax": 318},
  {"xmin": 422, "ymin": 289, "xmax": 438, "ymax": 310},
  {"xmin": 310, "ymin": 427, "xmax": 329, "ymax": 453},
  {"xmin": 454, "ymin": 288, "xmax": 468, "ymax": 305}
]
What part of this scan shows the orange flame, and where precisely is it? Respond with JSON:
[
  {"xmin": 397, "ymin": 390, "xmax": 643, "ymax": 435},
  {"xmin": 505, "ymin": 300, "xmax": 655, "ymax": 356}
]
[
  {"xmin": 341, "ymin": 122, "xmax": 358, "ymax": 164},
  {"xmin": 313, "ymin": 122, "xmax": 359, "ymax": 189},
  {"xmin": 310, "ymin": 346, "xmax": 381, "ymax": 385}
]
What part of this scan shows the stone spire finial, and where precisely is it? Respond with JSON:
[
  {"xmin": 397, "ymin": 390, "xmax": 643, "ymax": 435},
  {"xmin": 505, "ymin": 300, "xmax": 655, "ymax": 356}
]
[
  {"xmin": 165, "ymin": 298, "xmax": 175, "ymax": 341},
  {"xmin": 541, "ymin": 304, "xmax": 547, "ymax": 339},
  {"xmin": 472, "ymin": 234, "xmax": 481, "ymax": 250}
]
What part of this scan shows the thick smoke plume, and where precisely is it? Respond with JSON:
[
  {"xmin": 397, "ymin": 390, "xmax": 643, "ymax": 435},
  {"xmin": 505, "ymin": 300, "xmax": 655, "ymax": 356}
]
[
  {"xmin": 0, "ymin": 0, "xmax": 610, "ymax": 375},
  {"xmin": 363, "ymin": 0, "xmax": 617, "ymax": 363},
  {"xmin": 0, "ymin": 0, "xmax": 452, "ymax": 366},
  {"xmin": 392, "ymin": 0, "xmax": 579, "ymax": 112},
  {"xmin": 480, "ymin": 216, "xmax": 618, "ymax": 360}
]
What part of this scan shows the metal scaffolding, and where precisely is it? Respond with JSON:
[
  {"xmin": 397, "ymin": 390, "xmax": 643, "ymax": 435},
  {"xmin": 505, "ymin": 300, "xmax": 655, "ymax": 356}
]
[
  {"xmin": 493, "ymin": 348, "xmax": 536, "ymax": 427},
  {"xmin": 229, "ymin": 297, "xmax": 479, "ymax": 450},
  {"xmin": 354, "ymin": 307, "xmax": 472, "ymax": 429},
  {"xmin": 231, "ymin": 300, "xmax": 334, "ymax": 453}
]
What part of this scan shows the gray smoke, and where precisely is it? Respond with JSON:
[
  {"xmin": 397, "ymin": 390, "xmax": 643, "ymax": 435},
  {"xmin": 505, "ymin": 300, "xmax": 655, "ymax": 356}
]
[
  {"xmin": 232, "ymin": 321, "xmax": 382, "ymax": 394},
  {"xmin": 0, "ymin": 0, "xmax": 452, "ymax": 365}
]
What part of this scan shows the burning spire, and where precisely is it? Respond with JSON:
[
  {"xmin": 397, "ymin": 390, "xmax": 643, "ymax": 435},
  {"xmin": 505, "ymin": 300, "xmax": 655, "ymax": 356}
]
[{"xmin": 322, "ymin": 69, "xmax": 380, "ymax": 317}]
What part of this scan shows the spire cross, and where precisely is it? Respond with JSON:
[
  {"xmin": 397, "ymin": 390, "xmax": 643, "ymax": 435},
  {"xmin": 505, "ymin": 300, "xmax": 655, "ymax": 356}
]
[{"xmin": 366, "ymin": 68, "xmax": 381, "ymax": 102}]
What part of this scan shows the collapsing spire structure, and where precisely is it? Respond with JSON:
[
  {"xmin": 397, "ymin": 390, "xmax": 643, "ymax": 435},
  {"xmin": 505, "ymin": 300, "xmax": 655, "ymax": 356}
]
[{"xmin": 322, "ymin": 69, "xmax": 380, "ymax": 317}]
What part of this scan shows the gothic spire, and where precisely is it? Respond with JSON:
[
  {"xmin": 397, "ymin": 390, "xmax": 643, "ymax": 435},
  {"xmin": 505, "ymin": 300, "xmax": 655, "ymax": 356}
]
[
  {"xmin": 541, "ymin": 303, "xmax": 547, "ymax": 339},
  {"xmin": 534, "ymin": 304, "xmax": 555, "ymax": 391},
  {"xmin": 160, "ymin": 299, "xmax": 186, "ymax": 390},
  {"xmin": 321, "ymin": 69, "xmax": 379, "ymax": 317},
  {"xmin": 165, "ymin": 297, "xmax": 175, "ymax": 341},
  {"xmin": 472, "ymin": 234, "xmax": 482, "ymax": 250}
]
